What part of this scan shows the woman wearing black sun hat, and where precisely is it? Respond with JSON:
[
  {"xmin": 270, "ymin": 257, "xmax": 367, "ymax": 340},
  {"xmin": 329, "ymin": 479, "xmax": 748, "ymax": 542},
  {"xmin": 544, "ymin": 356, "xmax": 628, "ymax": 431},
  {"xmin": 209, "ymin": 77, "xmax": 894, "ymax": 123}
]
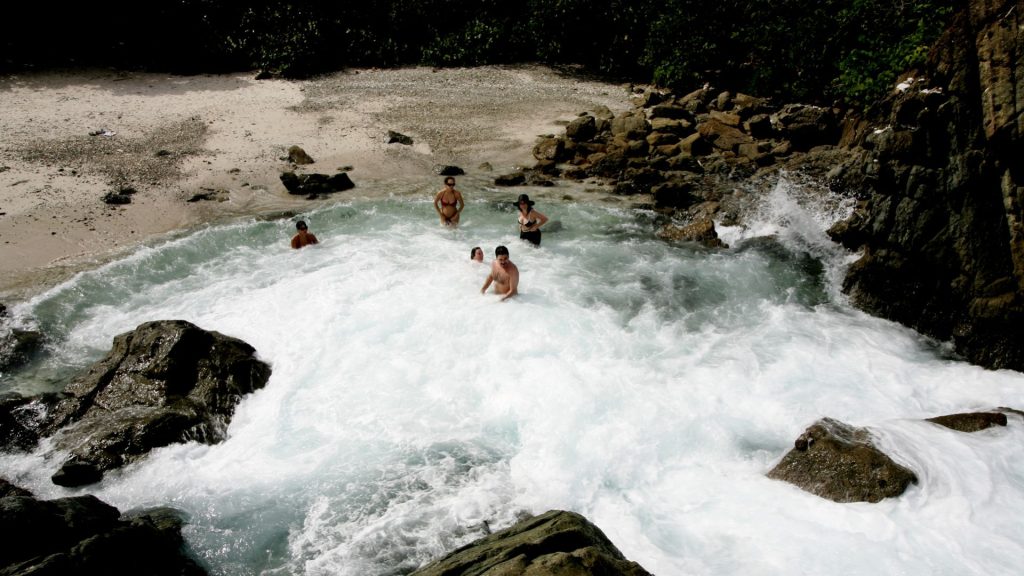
[{"xmin": 514, "ymin": 194, "xmax": 548, "ymax": 246}]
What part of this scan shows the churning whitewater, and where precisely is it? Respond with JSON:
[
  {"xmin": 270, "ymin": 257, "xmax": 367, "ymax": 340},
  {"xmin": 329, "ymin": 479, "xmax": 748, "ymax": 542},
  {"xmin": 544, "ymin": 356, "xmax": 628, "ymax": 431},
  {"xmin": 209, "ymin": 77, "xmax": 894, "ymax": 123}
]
[{"xmin": 2, "ymin": 177, "xmax": 1023, "ymax": 576}]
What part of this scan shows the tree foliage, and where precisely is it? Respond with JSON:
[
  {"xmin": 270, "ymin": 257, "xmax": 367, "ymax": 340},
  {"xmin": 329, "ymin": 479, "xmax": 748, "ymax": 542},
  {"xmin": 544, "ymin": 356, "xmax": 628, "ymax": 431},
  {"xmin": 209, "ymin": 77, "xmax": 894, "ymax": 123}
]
[{"xmin": 2, "ymin": 0, "xmax": 957, "ymax": 106}]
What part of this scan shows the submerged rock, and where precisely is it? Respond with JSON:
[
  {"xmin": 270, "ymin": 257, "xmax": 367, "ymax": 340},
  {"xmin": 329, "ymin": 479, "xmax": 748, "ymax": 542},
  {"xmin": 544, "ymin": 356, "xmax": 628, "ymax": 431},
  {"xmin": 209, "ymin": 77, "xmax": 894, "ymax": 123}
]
[
  {"xmin": 411, "ymin": 510, "xmax": 652, "ymax": 576},
  {"xmin": 926, "ymin": 410, "xmax": 1010, "ymax": 433},
  {"xmin": 767, "ymin": 417, "xmax": 918, "ymax": 503},
  {"xmin": 39, "ymin": 320, "xmax": 271, "ymax": 487}
]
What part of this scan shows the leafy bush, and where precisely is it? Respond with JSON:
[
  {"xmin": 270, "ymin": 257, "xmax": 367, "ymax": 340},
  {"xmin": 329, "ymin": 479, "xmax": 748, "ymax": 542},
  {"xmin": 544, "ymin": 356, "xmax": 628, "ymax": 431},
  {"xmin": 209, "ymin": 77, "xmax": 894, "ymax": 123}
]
[{"xmin": 2, "ymin": 0, "xmax": 957, "ymax": 107}]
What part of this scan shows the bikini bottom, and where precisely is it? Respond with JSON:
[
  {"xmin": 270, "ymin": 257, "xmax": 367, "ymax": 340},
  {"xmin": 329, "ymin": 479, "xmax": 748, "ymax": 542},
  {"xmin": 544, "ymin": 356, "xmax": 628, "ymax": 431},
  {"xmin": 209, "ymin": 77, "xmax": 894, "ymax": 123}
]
[{"xmin": 520, "ymin": 230, "xmax": 541, "ymax": 246}]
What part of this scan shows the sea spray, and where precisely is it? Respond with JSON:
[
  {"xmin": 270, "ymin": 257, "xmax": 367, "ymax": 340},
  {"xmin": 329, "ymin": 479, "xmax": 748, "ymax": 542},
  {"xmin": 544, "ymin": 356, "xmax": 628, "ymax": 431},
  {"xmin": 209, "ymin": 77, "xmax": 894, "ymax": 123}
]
[{"xmin": 1, "ymin": 193, "xmax": 1022, "ymax": 576}]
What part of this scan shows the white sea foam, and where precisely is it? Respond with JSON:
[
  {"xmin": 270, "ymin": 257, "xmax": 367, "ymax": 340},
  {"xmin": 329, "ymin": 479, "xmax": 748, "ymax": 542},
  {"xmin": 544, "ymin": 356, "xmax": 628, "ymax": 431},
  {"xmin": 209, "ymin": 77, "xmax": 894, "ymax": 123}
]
[{"xmin": 1, "ymin": 186, "xmax": 1022, "ymax": 576}]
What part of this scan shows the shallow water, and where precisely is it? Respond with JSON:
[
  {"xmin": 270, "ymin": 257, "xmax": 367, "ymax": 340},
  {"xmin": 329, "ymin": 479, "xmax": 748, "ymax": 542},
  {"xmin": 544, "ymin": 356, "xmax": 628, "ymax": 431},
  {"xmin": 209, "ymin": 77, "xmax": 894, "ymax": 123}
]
[{"xmin": 2, "ymin": 176, "xmax": 1023, "ymax": 575}]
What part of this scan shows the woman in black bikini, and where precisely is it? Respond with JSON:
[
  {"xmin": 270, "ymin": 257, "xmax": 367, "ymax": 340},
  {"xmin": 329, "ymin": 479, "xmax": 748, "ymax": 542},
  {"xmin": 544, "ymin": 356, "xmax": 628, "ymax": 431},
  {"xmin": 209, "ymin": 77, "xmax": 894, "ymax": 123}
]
[
  {"xmin": 434, "ymin": 176, "xmax": 464, "ymax": 227},
  {"xmin": 515, "ymin": 194, "xmax": 548, "ymax": 246}
]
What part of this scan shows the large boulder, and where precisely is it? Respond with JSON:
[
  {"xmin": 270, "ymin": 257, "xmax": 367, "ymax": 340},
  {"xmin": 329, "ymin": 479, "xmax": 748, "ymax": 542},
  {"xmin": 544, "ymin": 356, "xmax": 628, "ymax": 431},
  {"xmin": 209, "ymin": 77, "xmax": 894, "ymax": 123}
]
[
  {"xmin": 40, "ymin": 320, "xmax": 271, "ymax": 487},
  {"xmin": 565, "ymin": 114, "xmax": 598, "ymax": 142},
  {"xmin": 772, "ymin": 104, "xmax": 840, "ymax": 150},
  {"xmin": 0, "ymin": 481, "xmax": 205, "ymax": 575},
  {"xmin": 610, "ymin": 110, "xmax": 651, "ymax": 140},
  {"xmin": 767, "ymin": 418, "xmax": 918, "ymax": 503},
  {"xmin": 411, "ymin": 510, "xmax": 652, "ymax": 576}
]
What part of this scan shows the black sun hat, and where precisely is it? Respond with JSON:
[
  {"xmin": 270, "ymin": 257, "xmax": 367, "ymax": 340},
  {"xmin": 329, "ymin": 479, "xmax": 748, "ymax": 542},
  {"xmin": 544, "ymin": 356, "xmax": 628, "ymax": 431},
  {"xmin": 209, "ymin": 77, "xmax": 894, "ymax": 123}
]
[{"xmin": 514, "ymin": 193, "xmax": 535, "ymax": 207}]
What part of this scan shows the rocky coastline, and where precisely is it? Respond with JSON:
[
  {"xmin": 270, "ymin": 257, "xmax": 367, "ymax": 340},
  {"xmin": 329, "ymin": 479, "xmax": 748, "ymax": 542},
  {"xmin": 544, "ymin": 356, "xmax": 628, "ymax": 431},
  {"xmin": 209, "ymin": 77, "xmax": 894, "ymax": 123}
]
[{"xmin": 502, "ymin": 0, "xmax": 1023, "ymax": 372}]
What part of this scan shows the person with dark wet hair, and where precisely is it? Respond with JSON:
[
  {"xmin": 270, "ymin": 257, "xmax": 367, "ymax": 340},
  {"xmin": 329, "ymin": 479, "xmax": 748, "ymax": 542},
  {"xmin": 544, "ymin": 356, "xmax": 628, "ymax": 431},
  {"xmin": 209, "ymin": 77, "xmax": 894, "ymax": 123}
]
[
  {"xmin": 514, "ymin": 194, "xmax": 547, "ymax": 246},
  {"xmin": 481, "ymin": 245, "xmax": 519, "ymax": 301},
  {"xmin": 290, "ymin": 220, "xmax": 319, "ymax": 249},
  {"xmin": 470, "ymin": 246, "xmax": 484, "ymax": 262}
]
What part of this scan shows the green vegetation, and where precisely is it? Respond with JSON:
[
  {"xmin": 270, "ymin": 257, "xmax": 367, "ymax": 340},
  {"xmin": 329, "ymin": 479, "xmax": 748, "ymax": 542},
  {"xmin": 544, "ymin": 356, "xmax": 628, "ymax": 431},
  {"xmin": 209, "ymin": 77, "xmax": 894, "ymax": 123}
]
[{"xmin": 3, "ymin": 0, "xmax": 957, "ymax": 106}]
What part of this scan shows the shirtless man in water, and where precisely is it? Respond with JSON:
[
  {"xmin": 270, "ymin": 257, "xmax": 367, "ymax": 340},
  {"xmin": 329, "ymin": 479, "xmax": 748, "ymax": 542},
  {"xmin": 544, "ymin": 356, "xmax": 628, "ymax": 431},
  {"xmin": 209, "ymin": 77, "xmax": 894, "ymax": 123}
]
[{"xmin": 481, "ymin": 245, "xmax": 519, "ymax": 301}]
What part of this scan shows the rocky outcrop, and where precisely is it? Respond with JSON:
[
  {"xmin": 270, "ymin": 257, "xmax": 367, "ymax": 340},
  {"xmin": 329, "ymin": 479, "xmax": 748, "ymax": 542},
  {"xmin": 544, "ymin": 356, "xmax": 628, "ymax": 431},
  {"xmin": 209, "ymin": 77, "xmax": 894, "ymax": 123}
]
[
  {"xmin": 827, "ymin": 0, "xmax": 1024, "ymax": 371},
  {"xmin": 769, "ymin": 408, "xmax": 1019, "ymax": 502},
  {"xmin": 767, "ymin": 418, "xmax": 918, "ymax": 503},
  {"xmin": 279, "ymin": 170, "xmax": 355, "ymax": 198},
  {"xmin": 0, "ymin": 480, "xmax": 206, "ymax": 575},
  {"xmin": 1, "ymin": 320, "xmax": 272, "ymax": 487},
  {"xmin": 522, "ymin": 2, "xmax": 1022, "ymax": 373},
  {"xmin": 411, "ymin": 510, "xmax": 652, "ymax": 576}
]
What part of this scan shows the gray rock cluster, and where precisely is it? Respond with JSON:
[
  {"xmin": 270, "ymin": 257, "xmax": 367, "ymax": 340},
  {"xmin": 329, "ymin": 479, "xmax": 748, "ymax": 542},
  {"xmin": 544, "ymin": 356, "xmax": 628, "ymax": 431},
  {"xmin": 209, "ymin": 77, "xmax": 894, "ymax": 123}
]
[{"xmin": 520, "ymin": 85, "xmax": 845, "ymax": 249}]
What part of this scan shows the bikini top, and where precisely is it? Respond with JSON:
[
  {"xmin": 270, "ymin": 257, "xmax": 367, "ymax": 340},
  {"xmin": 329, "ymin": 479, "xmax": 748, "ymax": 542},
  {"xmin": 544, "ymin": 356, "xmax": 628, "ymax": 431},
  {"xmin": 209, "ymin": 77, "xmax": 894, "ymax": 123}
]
[{"xmin": 439, "ymin": 193, "xmax": 457, "ymax": 207}]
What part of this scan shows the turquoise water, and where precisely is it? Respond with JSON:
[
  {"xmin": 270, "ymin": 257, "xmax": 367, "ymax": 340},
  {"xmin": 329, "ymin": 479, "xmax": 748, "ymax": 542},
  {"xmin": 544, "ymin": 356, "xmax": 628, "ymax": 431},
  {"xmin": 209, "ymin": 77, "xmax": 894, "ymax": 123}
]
[{"xmin": 1, "ymin": 178, "xmax": 1023, "ymax": 575}]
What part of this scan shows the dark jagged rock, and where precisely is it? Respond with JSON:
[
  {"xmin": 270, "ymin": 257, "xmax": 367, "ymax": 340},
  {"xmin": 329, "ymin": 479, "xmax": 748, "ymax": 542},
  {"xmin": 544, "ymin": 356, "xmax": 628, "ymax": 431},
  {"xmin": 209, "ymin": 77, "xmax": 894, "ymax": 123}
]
[
  {"xmin": 767, "ymin": 418, "xmax": 918, "ymax": 503},
  {"xmin": 0, "ymin": 480, "xmax": 206, "ymax": 575},
  {"xmin": 433, "ymin": 165, "xmax": 464, "ymax": 176},
  {"xmin": 387, "ymin": 130, "xmax": 414, "ymax": 146},
  {"xmin": 102, "ymin": 191, "xmax": 132, "ymax": 205},
  {"xmin": 0, "ymin": 478, "xmax": 32, "ymax": 498},
  {"xmin": 0, "ymin": 326, "xmax": 43, "ymax": 373},
  {"xmin": 410, "ymin": 510, "xmax": 652, "ymax": 576},
  {"xmin": 0, "ymin": 393, "xmax": 58, "ymax": 453},
  {"xmin": 494, "ymin": 172, "xmax": 526, "ymax": 186},
  {"xmin": 772, "ymin": 104, "xmax": 840, "ymax": 150},
  {"xmin": 37, "ymin": 320, "xmax": 271, "ymax": 487},
  {"xmin": 926, "ymin": 410, "xmax": 1009, "ymax": 433},
  {"xmin": 279, "ymin": 170, "xmax": 355, "ymax": 196},
  {"xmin": 286, "ymin": 145, "xmax": 314, "ymax": 165}
]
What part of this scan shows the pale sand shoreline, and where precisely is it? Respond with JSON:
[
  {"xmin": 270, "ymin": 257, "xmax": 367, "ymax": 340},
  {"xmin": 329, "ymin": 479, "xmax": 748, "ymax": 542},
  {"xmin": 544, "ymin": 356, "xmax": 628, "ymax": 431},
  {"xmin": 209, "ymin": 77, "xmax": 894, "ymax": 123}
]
[{"xmin": 0, "ymin": 66, "xmax": 635, "ymax": 302}]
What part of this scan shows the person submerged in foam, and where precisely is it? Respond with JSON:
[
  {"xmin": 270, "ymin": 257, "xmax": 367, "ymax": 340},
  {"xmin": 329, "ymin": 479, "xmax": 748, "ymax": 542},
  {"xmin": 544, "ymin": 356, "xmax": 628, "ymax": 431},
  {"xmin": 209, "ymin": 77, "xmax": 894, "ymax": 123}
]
[
  {"xmin": 290, "ymin": 220, "xmax": 319, "ymax": 249},
  {"xmin": 470, "ymin": 246, "xmax": 484, "ymax": 262},
  {"xmin": 481, "ymin": 245, "xmax": 519, "ymax": 301}
]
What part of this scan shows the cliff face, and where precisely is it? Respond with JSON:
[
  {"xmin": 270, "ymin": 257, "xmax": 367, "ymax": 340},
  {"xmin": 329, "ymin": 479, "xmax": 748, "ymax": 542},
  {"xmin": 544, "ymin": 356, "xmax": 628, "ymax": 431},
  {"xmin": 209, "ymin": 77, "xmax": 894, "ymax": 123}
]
[{"xmin": 831, "ymin": 0, "xmax": 1024, "ymax": 370}]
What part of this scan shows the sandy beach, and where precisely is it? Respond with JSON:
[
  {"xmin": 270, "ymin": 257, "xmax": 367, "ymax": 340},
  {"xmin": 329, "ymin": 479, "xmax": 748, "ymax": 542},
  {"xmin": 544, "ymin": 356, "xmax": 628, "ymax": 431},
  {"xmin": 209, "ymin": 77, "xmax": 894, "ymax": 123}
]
[{"xmin": 0, "ymin": 66, "xmax": 634, "ymax": 301}]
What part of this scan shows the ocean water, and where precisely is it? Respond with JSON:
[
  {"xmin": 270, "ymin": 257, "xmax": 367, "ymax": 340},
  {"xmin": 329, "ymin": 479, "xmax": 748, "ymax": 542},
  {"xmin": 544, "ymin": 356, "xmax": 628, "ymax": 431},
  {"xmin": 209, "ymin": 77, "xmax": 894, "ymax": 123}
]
[{"xmin": 1, "ymin": 176, "xmax": 1023, "ymax": 576}]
